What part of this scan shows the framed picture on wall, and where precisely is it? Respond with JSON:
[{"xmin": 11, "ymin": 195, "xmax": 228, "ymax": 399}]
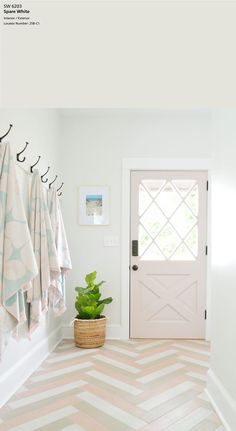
[{"xmin": 78, "ymin": 186, "xmax": 110, "ymax": 225}]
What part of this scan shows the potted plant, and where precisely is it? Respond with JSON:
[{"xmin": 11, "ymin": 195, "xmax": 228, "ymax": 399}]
[{"xmin": 74, "ymin": 271, "xmax": 113, "ymax": 348}]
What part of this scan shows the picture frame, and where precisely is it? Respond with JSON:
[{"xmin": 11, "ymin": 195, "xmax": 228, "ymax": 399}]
[{"xmin": 78, "ymin": 186, "xmax": 110, "ymax": 225}]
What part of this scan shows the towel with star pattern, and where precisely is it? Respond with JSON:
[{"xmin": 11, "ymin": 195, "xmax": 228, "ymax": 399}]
[{"xmin": 0, "ymin": 142, "xmax": 38, "ymax": 354}]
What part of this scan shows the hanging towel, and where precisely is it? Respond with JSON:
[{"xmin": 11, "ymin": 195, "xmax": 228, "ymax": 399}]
[
  {"xmin": 0, "ymin": 142, "xmax": 38, "ymax": 354},
  {"xmin": 27, "ymin": 170, "xmax": 61, "ymax": 333},
  {"xmin": 48, "ymin": 187, "xmax": 72, "ymax": 315}
]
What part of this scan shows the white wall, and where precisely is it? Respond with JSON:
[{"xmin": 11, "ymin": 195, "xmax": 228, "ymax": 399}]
[
  {"xmin": 0, "ymin": 110, "xmax": 63, "ymax": 407},
  {"xmin": 207, "ymin": 109, "xmax": 236, "ymax": 430},
  {"xmin": 58, "ymin": 109, "xmax": 212, "ymax": 337}
]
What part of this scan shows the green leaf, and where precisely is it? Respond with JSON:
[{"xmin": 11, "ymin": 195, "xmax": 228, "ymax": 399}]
[
  {"xmin": 94, "ymin": 280, "xmax": 106, "ymax": 289},
  {"xmin": 91, "ymin": 303, "xmax": 104, "ymax": 319},
  {"xmin": 75, "ymin": 300, "xmax": 80, "ymax": 313},
  {"xmin": 85, "ymin": 271, "xmax": 97, "ymax": 286},
  {"xmin": 82, "ymin": 305, "xmax": 96, "ymax": 315},
  {"xmin": 88, "ymin": 293, "xmax": 101, "ymax": 302},
  {"xmin": 77, "ymin": 295, "xmax": 88, "ymax": 306},
  {"xmin": 78, "ymin": 309, "xmax": 91, "ymax": 319},
  {"xmin": 75, "ymin": 286, "xmax": 85, "ymax": 294},
  {"xmin": 98, "ymin": 297, "xmax": 113, "ymax": 305}
]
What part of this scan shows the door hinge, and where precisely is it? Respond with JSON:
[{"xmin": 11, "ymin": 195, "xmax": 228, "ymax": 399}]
[
  {"xmin": 205, "ymin": 245, "xmax": 208, "ymax": 255},
  {"xmin": 206, "ymin": 180, "xmax": 209, "ymax": 191},
  {"xmin": 205, "ymin": 309, "xmax": 207, "ymax": 320}
]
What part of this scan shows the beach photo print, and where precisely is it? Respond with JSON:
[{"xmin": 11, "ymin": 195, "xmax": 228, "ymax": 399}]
[{"xmin": 78, "ymin": 186, "xmax": 109, "ymax": 225}]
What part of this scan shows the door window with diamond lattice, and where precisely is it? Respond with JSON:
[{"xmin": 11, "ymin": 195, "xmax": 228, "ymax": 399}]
[{"xmin": 139, "ymin": 179, "xmax": 199, "ymax": 261}]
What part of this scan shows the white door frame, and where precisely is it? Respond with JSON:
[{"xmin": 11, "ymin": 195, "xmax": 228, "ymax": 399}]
[{"xmin": 121, "ymin": 158, "xmax": 212, "ymax": 340}]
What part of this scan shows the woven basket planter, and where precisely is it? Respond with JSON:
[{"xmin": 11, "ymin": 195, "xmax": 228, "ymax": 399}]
[{"xmin": 74, "ymin": 316, "xmax": 107, "ymax": 348}]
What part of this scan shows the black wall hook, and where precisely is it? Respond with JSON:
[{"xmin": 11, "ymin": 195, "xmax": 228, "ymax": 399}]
[
  {"xmin": 30, "ymin": 156, "xmax": 41, "ymax": 173},
  {"xmin": 57, "ymin": 182, "xmax": 64, "ymax": 196},
  {"xmin": 16, "ymin": 142, "xmax": 29, "ymax": 162},
  {"xmin": 0, "ymin": 124, "xmax": 13, "ymax": 142},
  {"xmin": 41, "ymin": 166, "xmax": 50, "ymax": 183},
  {"xmin": 49, "ymin": 174, "xmax": 58, "ymax": 188}
]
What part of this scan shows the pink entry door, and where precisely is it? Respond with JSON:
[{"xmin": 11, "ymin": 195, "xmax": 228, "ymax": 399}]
[{"xmin": 130, "ymin": 171, "xmax": 208, "ymax": 339}]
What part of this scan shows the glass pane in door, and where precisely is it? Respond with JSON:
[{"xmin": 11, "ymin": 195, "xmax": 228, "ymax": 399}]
[{"xmin": 139, "ymin": 179, "xmax": 199, "ymax": 261}]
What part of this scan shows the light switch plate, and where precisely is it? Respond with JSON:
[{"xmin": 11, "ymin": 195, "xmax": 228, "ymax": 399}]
[{"xmin": 103, "ymin": 236, "xmax": 119, "ymax": 247}]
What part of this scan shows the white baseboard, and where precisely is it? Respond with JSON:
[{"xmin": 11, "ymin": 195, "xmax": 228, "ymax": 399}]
[
  {"xmin": 206, "ymin": 368, "xmax": 236, "ymax": 431},
  {"xmin": 0, "ymin": 326, "xmax": 62, "ymax": 408},
  {"xmin": 61, "ymin": 323, "xmax": 123, "ymax": 340}
]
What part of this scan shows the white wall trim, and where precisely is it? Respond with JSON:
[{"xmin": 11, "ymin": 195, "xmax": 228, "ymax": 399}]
[
  {"xmin": 61, "ymin": 324, "xmax": 122, "ymax": 340},
  {"xmin": 206, "ymin": 368, "xmax": 236, "ymax": 431},
  {"xmin": 0, "ymin": 326, "xmax": 62, "ymax": 408},
  {"xmin": 121, "ymin": 157, "xmax": 212, "ymax": 340}
]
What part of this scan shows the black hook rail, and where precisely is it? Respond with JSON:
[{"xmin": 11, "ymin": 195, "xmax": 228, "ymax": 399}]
[
  {"xmin": 57, "ymin": 182, "xmax": 64, "ymax": 196},
  {"xmin": 30, "ymin": 156, "xmax": 41, "ymax": 173},
  {"xmin": 41, "ymin": 166, "xmax": 50, "ymax": 183},
  {"xmin": 0, "ymin": 124, "xmax": 13, "ymax": 143},
  {"xmin": 16, "ymin": 142, "xmax": 29, "ymax": 162},
  {"xmin": 1, "ymin": 123, "xmax": 63, "ymax": 196},
  {"xmin": 49, "ymin": 174, "xmax": 58, "ymax": 188}
]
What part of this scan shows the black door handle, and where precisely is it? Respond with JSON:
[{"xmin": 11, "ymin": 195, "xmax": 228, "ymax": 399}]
[{"xmin": 132, "ymin": 265, "xmax": 138, "ymax": 271}]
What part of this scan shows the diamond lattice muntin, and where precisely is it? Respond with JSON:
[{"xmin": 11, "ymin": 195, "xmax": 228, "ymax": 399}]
[{"xmin": 139, "ymin": 179, "xmax": 199, "ymax": 261}]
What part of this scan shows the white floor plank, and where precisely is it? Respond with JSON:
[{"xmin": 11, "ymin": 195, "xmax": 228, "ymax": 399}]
[
  {"xmin": 103, "ymin": 344, "xmax": 139, "ymax": 358},
  {"xmin": 86, "ymin": 370, "xmax": 142, "ymax": 395},
  {"xmin": 46, "ymin": 349, "xmax": 97, "ymax": 364},
  {"xmin": 9, "ymin": 381, "xmax": 87, "ymax": 409},
  {"xmin": 139, "ymin": 381, "xmax": 195, "ymax": 411},
  {"xmin": 137, "ymin": 349, "xmax": 177, "ymax": 365},
  {"xmin": 172, "ymin": 344, "xmax": 210, "ymax": 356},
  {"xmin": 166, "ymin": 407, "xmax": 212, "ymax": 431},
  {"xmin": 137, "ymin": 363, "xmax": 185, "ymax": 384},
  {"xmin": 198, "ymin": 392, "xmax": 209, "ymax": 401},
  {"xmin": 31, "ymin": 362, "xmax": 92, "ymax": 382},
  {"xmin": 178, "ymin": 356, "xmax": 209, "ymax": 368},
  {"xmin": 135, "ymin": 341, "xmax": 168, "ymax": 351},
  {"xmin": 78, "ymin": 391, "xmax": 146, "ymax": 430},
  {"xmin": 57, "ymin": 344, "xmax": 74, "ymax": 351},
  {"xmin": 187, "ymin": 372, "xmax": 207, "ymax": 382},
  {"xmin": 62, "ymin": 426, "xmax": 86, "ymax": 431},
  {"xmin": 8, "ymin": 407, "xmax": 78, "ymax": 431},
  {"xmin": 94, "ymin": 354, "xmax": 140, "ymax": 374}
]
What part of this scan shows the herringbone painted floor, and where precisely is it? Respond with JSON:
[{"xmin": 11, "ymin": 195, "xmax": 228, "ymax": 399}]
[{"xmin": 0, "ymin": 340, "xmax": 224, "ymax": 431}]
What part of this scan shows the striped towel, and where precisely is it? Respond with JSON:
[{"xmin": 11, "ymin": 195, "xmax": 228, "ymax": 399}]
[
  {"xmin": 48, "ymin": 187, "xmax": 72, "ymax": 315},
  {"xmin": 27, "ymin": 170, "xmax": 60, "ymax": 333}
]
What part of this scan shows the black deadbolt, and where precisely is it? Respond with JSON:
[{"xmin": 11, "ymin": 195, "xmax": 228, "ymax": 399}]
[
  {"xmin": 132, "ymin": 240, "xmax": 139, "ymax": 256},
  {"xmin": 132, "ymin": 265, "xmax": 139, "ymax": 271}
]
